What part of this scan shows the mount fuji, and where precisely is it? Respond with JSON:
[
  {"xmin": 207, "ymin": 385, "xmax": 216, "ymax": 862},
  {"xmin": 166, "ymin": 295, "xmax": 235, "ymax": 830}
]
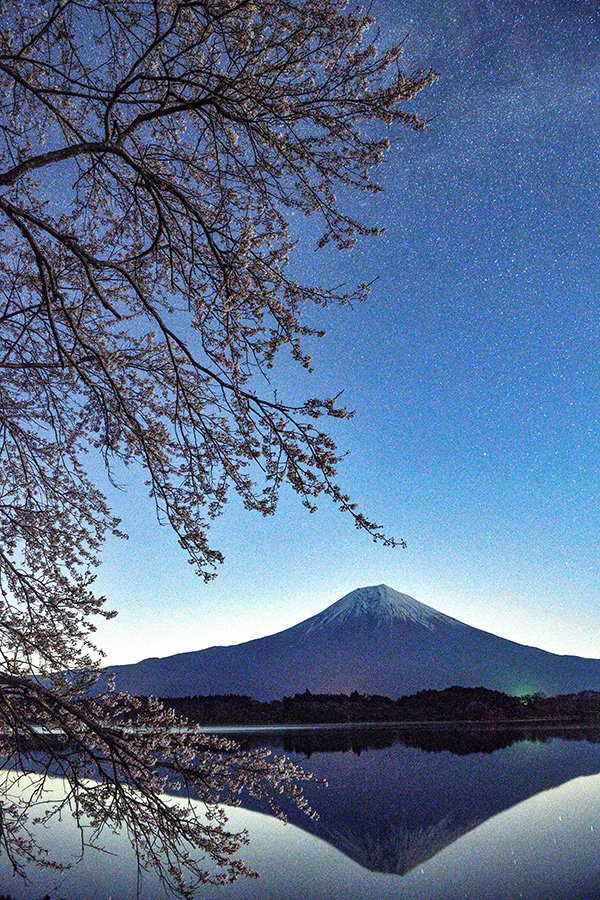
[{"xmin": 107, "ymin": 585, "xmax": 600, "ymax": 700}]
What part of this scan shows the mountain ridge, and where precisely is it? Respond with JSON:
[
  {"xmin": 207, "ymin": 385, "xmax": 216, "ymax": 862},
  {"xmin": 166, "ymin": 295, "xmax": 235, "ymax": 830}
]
[{"xmin": 106, "ymin": 584, "xmax": 600, "ymax": 700}]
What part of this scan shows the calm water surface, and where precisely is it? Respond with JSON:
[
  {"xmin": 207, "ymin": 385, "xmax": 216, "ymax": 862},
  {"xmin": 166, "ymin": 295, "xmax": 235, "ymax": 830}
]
[{"xmin": 0, "ymin": 726, "xmax": 598, "ymax": 899}]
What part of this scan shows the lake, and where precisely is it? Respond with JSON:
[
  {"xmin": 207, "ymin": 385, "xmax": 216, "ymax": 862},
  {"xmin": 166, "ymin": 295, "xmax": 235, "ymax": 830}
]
[{"xmin": 0, "ymin": 725, "xmax": 599, "ymax": 899}]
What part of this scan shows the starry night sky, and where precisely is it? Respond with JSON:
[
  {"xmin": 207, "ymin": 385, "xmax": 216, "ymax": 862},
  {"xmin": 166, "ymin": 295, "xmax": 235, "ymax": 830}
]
[{"xmin": 95, "ymin": 0, "xmax": 599, "ymax": 665}]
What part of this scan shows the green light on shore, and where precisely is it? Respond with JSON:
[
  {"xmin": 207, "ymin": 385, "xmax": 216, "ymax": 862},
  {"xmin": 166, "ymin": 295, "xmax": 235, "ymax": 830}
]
[{"xmin": 505, "ymin": 678, "xmax": 543, "ymax": 698}]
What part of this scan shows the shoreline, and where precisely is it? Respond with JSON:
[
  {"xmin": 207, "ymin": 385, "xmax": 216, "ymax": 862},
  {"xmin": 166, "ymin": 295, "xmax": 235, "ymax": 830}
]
[{"xmin": 196, "ymin": 717, "xmax": 600, "ymax": 734}]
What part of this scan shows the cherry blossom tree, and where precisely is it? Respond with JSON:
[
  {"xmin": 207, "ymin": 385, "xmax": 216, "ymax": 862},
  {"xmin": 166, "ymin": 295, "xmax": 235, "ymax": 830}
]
[{"xmin": 0, "ymin": 0, "xmax": 434, "ymax": 893}]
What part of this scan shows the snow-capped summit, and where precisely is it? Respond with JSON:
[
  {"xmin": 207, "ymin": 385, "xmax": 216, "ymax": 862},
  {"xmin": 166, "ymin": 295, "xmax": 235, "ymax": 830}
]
[
  {"xmin": 106, "ymin": 584, "xmax": 600, "ymax": 700},
  {"xmin": 306, "ymin": 584, "xmax": 456, "ymax": 631}
]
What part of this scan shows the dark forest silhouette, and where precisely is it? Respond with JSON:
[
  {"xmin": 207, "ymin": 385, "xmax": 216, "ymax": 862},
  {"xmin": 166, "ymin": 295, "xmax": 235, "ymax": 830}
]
[{"xmin": 164, "ymin": 685, "xmax": 600, "ymax": 729}]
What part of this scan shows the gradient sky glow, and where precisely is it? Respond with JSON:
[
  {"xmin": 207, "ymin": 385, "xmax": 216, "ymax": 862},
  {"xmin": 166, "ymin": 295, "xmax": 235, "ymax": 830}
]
[{"xmin": 93, "ymin": 0, "xmax": 599, "ymax": 666}]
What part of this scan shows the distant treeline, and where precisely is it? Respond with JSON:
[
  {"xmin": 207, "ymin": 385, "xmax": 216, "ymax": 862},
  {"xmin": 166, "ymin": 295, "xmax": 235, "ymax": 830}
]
[{"xmin": 162, "ymin": 686, "xmax": 600, "ymax": 727}]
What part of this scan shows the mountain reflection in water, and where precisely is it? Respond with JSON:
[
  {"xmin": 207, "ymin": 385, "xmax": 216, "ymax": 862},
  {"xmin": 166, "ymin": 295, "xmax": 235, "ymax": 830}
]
[
  {"xmin": 0, "ymin": 726, "xmax": 598, "ymax": 898},
  {"xmin": 236, "ymin": 725, "xmax": 600, "ymax": 877}
]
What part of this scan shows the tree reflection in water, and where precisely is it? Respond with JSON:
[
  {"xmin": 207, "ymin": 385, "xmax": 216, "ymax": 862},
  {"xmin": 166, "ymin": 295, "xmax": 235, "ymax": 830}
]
[{"xmin": 246, "ymin": 722, "xmax": 600, "ymax": 756}]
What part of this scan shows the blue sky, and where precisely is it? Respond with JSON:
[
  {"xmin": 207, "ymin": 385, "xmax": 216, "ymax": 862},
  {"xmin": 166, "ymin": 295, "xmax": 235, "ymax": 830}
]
[{"xmin": 94, "ymin": 0, "xmax": 599, "ymax": 665}]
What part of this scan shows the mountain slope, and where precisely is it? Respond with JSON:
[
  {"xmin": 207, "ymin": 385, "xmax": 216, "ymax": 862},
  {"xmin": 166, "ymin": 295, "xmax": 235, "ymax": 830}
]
[{"xmin": 107, "ymin": 585, "xmax": 600, "ymax": 700}]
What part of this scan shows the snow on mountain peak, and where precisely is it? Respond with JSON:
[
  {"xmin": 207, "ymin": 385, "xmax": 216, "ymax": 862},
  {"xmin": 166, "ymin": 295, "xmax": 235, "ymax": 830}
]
[{"xmin": 307, "ymin": 584, "xmax": 453, "ymax": 632}]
